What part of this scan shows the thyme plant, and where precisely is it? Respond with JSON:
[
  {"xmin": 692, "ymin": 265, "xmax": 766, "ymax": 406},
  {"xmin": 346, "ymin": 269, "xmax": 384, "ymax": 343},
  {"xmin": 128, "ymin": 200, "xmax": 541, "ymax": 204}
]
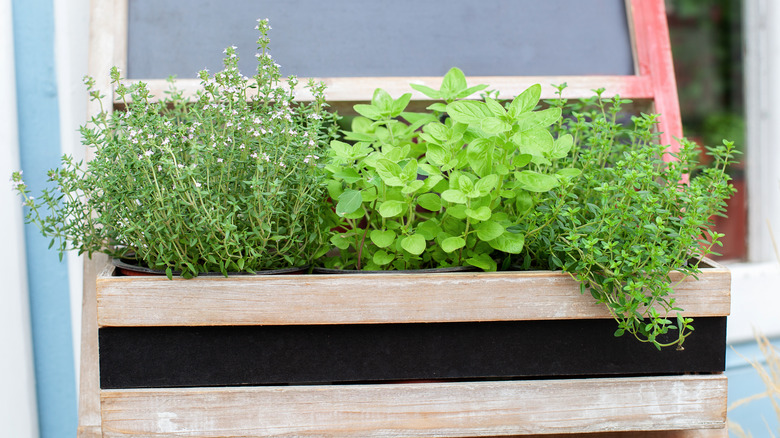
[
  {"xmin": 520, "ymin": 86, "xmax": 739, "ymax": 349},
  {"xmin": 11, "ymin": 19, "xmax": 338, "ymax": 278}
]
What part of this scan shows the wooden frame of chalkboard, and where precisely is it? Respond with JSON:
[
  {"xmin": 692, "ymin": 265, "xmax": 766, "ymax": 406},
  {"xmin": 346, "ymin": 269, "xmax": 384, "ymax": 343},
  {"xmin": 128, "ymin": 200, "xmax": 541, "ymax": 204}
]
[{"xmin": 97, "ymin": 0, "xmax": 682, "ymax": 150}]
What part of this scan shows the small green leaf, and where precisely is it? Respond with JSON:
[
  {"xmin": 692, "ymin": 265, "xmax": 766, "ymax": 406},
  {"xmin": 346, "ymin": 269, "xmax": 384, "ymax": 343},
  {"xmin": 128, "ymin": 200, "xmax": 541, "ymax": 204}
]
[
  {"xmin": 485, "ymin": 97, "xmax": 506, "ymax": 117},
  {"xmin": 329, "ymin": 140, "xmax": 353, "ymax": 160},
  {"xmin": 466, "ymin": 253, "xmax": 497, "ymax": 271},
  {"xmin": 550, "ymin": 134, "xmax": 574, "ymax": 159},
  {"xmin": 373, "ymin": 250, "xmax": 395, "ymax": 266},
  {"xmin": 332, "ymin": 168, "xmax": 361, "ymax": 184},
  {"xmin": 516, "ymin": 170, "xmax": 560, "ymax": 192},
  {"xmin": 417, "ymin": 193, "xmax": 442, "ymax": 211},
  {"xmin": 441, "ymin": 189, "xmax": 467, "ymax": 204},
  {"xmin": 465, "ymin": 206, "xmax": 491, "ymax": 221},
  {"xmin": 475, "ymin": 174, "xmax": 499, "ymax": 195},
  {"xmin": 480, "ymin": 117, "xmax": 511, "ymax": 135},
  {"xmin": 391, "ymin": 93, "xmax": 412, "ymax": 116},
  {"xmin": 372, "ymin": 88, "xmax": 394, "ymax": 114},
  {"xmin": 511, "ymin": 128, "xmax": 555, "ymax": 157},
  {"xmin": 426, "ymin": 102, "xmax": 448, "ymax": 112},
  {"xmin": 512, "ymin": 153, "xmax": 533, "ymax": 169},
  {"xmin": 353, "ymin": 104, "xmax": 382, "ymax": 120},
  {"xmin": 336, "ymin": 189, "xmax": 363, "ymax": 216},
  {"xmin": 401, "ymin": 233, "xmax": 426, "ymax": 255},
  {"xmin": 370, "ymin": 229, "xmax": 396, "ymax": 248},
  {"xmin": 466, "ymin": 138, "xmax": 494, "ymax": 177},
  {"xmin": 400, "ymin": 159, "xmax": 418, "ymax": 183},
  {"xmin": 330, "ymin": 234, "xmax": 351, "ymax": 250},
  {"xmin": 476, "ymin": 221, "xmax": 504, "ymax": 241},
  {"xmin": 441, "ymin": 236, "xmax": 466, "ymax": 253},
  {"xmin": 424, "ymin": 122, "xmax": 449, "ymax": 141},
  {"xmin": 446, "ymin": 100, "xmax": 491, "ymax": 124},
  {"xmin": 440, "ymin": 67, "xmax": 468, "ymax": 99},
  {"xmin": 416, "ymin": 220, "xmax": 442, "ymax": 240},
  {"xmin": 455, "ymin": 83, "xmax": 489, "ymax": 99},
  {"xmin": 489, "ymin": 231, "xmax": 525, "ymax": 254},
  {"xmin": 515, "ymin": 191, "xmax": 533, "ymax": 214},
  {"xmin": 402, "ymin": 179, "xmax": 425, "ymax": 194},
  {"xmin": 446, "ymin": 204, "xmax": 467, "ymax": 219},
  {"xmin": 410, "ymin": 83, "xmax": 441, "ymax": 99},
  {"xmin": 378, "ymin": 200, "xmax": 407, "ymax": 218},
  {"xmin": 426, "ymin": 144, "xmax": 447, "ymax": 166},
  {"xmin": 509, "ymin": 84, "xmax": 541, "ymax": 117}
]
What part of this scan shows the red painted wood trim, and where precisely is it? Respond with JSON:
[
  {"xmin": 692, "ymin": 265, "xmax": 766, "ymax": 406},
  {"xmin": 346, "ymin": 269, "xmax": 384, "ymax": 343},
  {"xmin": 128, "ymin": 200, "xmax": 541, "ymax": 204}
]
[{"xmin": 629, "ymin": 0, "xmax": 684, "ymax": 157}]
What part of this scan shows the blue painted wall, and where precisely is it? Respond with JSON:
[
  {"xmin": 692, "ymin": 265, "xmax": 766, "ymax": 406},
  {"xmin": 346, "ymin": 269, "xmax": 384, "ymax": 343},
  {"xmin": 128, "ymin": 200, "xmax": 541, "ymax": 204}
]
[{"xmin": 11, "ymin": 0, "xmax": 77, "ymax": 437}]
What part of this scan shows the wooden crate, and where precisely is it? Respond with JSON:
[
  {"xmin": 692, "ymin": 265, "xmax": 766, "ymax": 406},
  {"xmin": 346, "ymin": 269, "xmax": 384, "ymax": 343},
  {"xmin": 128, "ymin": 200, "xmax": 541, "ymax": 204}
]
[
  {"xmin": 78, "ymin": 1, "xmax": 723, "ymax": 436},
  {"xmin": 92, "ymin": 260, "xmax": 730, "ymax": 437}
]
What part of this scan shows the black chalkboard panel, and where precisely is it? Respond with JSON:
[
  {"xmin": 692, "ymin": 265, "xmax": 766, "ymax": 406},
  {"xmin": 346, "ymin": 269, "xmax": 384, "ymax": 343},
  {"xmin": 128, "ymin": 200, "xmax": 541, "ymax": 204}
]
[
  {"xmin": 99, "ymin": 317, "xmax": 726, "ymax": 389},
  {"xmin": 127, "ymin": 0, "xmax": 634, "ymax": 79}
]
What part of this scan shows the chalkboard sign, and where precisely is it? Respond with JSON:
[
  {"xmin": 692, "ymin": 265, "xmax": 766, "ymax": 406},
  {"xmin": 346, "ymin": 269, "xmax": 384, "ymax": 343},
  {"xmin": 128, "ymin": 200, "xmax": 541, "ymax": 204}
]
[{"xmin": 127, "ymin": 0, "xmax": 634, "ymax": 80}]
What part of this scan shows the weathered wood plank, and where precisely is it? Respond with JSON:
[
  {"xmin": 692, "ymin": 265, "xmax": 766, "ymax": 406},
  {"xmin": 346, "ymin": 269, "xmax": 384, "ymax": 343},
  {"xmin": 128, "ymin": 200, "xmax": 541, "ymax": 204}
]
[
  {"xmin": 114, "ymin": 74, "xmax": 654, "ymax": 104},
  {"xmin": 501, "ymin": 430, "xmax": 727, "ymax": 438},
  {"xmin": 97, "ymin": 260, "xmax": 730, "ymax": 327},
  {"xmin": 100, "ymin": 374, "xmax": 727, "ymax": 437}
]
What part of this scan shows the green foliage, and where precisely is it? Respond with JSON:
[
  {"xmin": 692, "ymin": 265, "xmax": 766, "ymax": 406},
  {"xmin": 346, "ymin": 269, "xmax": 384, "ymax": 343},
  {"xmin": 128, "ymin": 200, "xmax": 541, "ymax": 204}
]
[
  {"xmin": 323, "ymin": 68, "xmax": 576, "ymax": 271},
  {"xmin": 518, "ymin": 85, "xmax": 739, "ymax": 349},
  {"xmin": 10, "ymin": 19, "xmax": 339, "ymax": 278}
]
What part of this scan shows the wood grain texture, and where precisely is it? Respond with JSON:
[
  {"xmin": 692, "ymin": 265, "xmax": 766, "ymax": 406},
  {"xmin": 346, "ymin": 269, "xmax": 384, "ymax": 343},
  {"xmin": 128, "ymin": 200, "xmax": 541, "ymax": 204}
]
[
  {"xmin": 97, "ymin": 260, "xmax": 730, "ymax": 327},
  {"xmin": 100, "ymin": 375, "xmax": 726, "ymax": 437},
  {"xmin": 115, "ymin": 74, "xmax": 654, "ymax": 104},
  {"xmin": 500, "ymin": 430, "xmax": 727, "ymax": 438}
]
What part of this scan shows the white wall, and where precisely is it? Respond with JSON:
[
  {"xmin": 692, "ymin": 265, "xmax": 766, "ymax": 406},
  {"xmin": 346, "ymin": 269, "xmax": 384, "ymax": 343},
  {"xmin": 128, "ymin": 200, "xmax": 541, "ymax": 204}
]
[
  {"xmin": 0, "ymin": 0, "xmax": 40, "ymax": 435},
  {"xmin": 53, "ymin": 0, "xmax": 90, "ymax": 390},
  {"xmin": 726, "ymin": 0, "xmax": 780, "ymax": 343}
]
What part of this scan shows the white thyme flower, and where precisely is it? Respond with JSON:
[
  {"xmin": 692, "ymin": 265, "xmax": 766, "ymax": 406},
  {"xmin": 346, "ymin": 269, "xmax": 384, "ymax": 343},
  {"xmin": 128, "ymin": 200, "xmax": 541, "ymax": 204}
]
[
  {"xmin": 217, "ymin": 158, "xmax": 223, "ymax": 163},
  {"xmin": 194, "ymin": 181, "xmax": 202, "ymax": 188}
]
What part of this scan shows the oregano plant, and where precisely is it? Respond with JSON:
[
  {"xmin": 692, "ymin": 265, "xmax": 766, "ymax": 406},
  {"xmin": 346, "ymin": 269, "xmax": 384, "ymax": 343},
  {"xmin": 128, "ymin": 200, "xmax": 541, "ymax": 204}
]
[{"xmin": 323, "ymin": 68, "xmax": 580, "ymax": 270}]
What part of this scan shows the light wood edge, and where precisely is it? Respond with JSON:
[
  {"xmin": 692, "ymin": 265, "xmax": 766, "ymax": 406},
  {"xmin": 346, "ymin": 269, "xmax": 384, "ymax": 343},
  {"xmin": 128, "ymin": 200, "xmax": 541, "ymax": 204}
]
[
  {"xmin": 96, "ymin": 259, "xmax": 730, "ymax": 327},
  {"xmin": 502, "ymin": 430, "xmax": 727, "ymax": 438},
  {"xmin": 99, "ymin": 374, "xmax": 727, "ymax": 437},
  {"xmin": 115, "ymin": 74, "xmax": 654, "ymax": 104}
]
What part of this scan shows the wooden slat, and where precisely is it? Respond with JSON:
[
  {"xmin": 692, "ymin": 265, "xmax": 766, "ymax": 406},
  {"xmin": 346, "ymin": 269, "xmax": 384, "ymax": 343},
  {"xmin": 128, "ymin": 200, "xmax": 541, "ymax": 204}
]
[
  {"xmin": 99, "ymin": 374, "xmax": 726, "ymax": 437},
  {"xmin": 118, "ymin": 74, "xmax": 655, "ymax": 105},
  {"xmin": 96, "ymin": 260, "xmax": 730, "ymax": 327},
  {"xmin": 506, "ymin": 431, "xmax": 727, "ymax": 438}
]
